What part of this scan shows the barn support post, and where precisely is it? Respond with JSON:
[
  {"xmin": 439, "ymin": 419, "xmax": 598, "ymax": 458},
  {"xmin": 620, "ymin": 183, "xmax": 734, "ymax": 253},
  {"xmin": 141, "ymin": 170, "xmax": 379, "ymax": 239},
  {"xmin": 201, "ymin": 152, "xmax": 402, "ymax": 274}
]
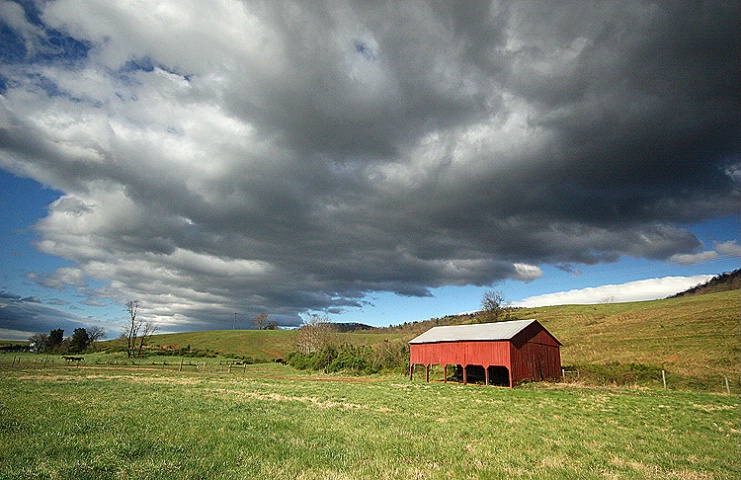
[
  {"xmin": 443, "ymin": 365, "xmax": 447, "ymax": 383},
  {"xmin": 409, "ymin": 364, "xmax": 414, "ymax": 381},
  {"xmin": 485, "ymin": 366, "xmax": 490, "ymax": 386},
  {"xmin": 462, "ymin": 365, "xmax": 468, "ymax": 385},
  {"xmin": 425, "ymin": 364, "xmax": 430, "ymax": 382}
]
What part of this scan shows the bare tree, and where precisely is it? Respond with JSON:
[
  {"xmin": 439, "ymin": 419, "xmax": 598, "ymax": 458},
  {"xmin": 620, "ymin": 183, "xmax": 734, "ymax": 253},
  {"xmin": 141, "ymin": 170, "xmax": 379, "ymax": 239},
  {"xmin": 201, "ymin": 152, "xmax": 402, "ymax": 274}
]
[
  {"xmin": 28, "ymin": 333, "xmax": 49, "ymax": 353},
  {"xmin": 296, "ymin": 313, "xmax": 338, "ymax": 354},
  {"xmin": 136, "ymin": 320, "xmax": 159, "ymax": 358},
  {"xmin": 87, "ymin": 326, "xmax": 106, "ymax": 350},
  {"xmin": 480, "ymin": 290, "xmax": 513, "ymax": 323},
  {"xmin": 252, "ymin": 313, "xmax": 269, "ymax": 330},
  {"xmin": 122, "ymin": 300, "xmax": 158, "ymax": 358}
]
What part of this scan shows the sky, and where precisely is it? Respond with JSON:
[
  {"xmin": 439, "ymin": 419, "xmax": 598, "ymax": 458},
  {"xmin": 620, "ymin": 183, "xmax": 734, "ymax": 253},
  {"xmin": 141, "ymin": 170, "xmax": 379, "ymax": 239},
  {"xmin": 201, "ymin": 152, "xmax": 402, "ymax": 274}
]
[{"xmin": 0, "ymin": 1, "xmax": 739, "ymax": 340}]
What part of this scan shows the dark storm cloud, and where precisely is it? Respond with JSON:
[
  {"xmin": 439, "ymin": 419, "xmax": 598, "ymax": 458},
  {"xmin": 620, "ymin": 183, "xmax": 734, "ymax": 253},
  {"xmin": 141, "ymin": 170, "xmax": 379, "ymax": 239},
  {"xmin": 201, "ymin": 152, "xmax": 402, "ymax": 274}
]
[
  {"xmin": 0, "ymin": 1, "xmax": 737, "ymax": 329},
  {"xmin": 0, "ymin": 290, "xmax": 96, "ymax": 339}
]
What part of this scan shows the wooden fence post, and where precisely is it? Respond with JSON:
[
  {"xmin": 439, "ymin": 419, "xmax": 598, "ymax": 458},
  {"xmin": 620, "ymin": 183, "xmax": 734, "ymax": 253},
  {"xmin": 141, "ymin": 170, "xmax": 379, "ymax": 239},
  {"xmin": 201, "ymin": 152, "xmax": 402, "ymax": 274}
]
[
  {"xmin": 179, "ymin": 358, "xmax": 184, "ymax": 372},
  {"xmin": 725, "ymin": 376, "xmax": 730, "ymax": 394},
  {"xmin": 662, "ymin": 370, "xmax": 667, "ymax": 390}
]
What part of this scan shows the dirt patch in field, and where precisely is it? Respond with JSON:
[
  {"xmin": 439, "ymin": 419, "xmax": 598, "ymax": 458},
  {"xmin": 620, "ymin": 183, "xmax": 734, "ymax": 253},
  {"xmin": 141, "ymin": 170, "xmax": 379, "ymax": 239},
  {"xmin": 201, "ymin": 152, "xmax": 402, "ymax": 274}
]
[
  {"xmin": 10, "ymin": 371, "xmax": 205, "ymax": 386},
  {"xmin": 691, "ymin": 403, "xmax": 737, "ymax": 412},
  {"xmin": 258, "ymin": 374, "xmax": 382, "ymax": 383},
  {"xmin": 213, "ymin": 388, "xmax": 393, "ymax": 413},
  {"xmin": 228, "ymin": 390, "xmax": 366, "ymax": 411}
]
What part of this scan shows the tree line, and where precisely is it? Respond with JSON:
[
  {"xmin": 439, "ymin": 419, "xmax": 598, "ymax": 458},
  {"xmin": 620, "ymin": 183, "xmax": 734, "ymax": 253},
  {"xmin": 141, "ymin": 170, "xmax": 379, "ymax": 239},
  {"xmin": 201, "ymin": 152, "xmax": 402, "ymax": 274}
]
[
  {"xmin": 28, "ymin": 326, "xmax": 105, "ymax": 354},
  {"xmin": 26, "ymin": 299, "xmax": 161, "ymax": 357}
]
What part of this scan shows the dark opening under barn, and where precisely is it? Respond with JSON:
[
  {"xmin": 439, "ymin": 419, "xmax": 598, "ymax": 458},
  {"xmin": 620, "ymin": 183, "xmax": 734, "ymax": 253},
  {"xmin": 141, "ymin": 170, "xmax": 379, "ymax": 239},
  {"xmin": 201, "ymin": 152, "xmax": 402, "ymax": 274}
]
[{"xmin": 408, "ymin": 319, "xmax": 562, "ymax": 387}]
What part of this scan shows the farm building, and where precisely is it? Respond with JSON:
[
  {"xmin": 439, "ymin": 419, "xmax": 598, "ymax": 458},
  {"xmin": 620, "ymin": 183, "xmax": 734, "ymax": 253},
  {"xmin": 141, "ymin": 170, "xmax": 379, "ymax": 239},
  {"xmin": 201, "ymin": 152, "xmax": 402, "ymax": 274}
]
[{"xmin": 408, "ymin": 319, "xmax": 561, "ymax": 387}]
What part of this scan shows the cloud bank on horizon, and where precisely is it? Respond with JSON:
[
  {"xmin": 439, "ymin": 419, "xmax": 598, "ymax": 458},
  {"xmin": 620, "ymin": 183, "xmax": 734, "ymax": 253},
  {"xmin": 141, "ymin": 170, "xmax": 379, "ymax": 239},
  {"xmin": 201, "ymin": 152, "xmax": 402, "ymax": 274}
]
[
  {"xmin": 513, "ymin": 275, "xmax": 716, "ymax": 308},
  {"xmin": 0, "ymin": 1, "xmax": 738, "ymax": 329}
]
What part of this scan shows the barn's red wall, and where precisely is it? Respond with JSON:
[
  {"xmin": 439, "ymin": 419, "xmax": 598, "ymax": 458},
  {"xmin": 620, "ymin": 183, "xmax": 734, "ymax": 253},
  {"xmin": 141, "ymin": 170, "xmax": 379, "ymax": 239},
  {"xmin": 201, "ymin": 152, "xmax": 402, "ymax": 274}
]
[
  {"xmin": 509, "ymin": 322, "xmax": 562, "ymax": 383},
  {"xmin": 409, "ymin": 322, "xmax": 561, "ymax": 386},
  {"xmin": 410, "ymin": 340, "xmax": 510, "ymax": 367}
]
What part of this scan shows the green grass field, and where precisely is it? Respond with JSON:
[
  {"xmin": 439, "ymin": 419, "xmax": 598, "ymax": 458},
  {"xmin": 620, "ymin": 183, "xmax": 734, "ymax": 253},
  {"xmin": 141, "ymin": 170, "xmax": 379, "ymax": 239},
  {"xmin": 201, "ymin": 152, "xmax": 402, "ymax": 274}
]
[
  {"xmin": 0, "ymin": 364, "xmax": 738, "ymax": 479},
  {"xmin": 0, "ymin": 289, "xmax": 738, "ymax": 478}
]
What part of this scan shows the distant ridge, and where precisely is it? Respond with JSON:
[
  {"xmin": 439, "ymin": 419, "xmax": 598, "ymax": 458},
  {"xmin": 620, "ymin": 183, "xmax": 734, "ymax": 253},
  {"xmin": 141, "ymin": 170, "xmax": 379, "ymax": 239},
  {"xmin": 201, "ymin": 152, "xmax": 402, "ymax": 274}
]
[
  {"xmin": 668, "ymin": 269, "xmax": 740, "ymax": 298},
  {"xmin": 332, "ymin": 322, "xmax": 376, "ymax": 333}
]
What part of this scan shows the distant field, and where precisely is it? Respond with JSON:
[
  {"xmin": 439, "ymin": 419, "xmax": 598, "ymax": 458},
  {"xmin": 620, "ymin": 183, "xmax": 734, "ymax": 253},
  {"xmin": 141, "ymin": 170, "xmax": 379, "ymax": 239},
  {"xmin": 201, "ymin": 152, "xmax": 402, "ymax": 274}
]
[
  {"xmin": 0, "ymin": 364, "xmax": 737, "ymax": 479},
  {"xmin": 101, "ymin": 329, "xmax": 407, "ymax": 362}
]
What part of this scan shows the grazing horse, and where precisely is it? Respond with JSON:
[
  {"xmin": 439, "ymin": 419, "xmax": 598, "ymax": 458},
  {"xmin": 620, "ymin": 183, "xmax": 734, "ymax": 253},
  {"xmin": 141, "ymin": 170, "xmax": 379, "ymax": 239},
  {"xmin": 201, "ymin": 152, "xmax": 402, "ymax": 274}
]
[{"xmin": 62, "ymin": 356, "xmax": 84, "ymax": 366}]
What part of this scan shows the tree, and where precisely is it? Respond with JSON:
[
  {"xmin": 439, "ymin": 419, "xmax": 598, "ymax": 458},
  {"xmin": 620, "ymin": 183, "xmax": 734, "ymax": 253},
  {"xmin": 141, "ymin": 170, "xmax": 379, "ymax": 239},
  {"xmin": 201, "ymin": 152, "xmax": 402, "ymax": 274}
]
[
  {"xmin": 296, "ymin": 314, "xmax": 338, "ymax": 354},
  {"xmin": 28, "ymin": 333, "xmax": 49, "ymax": 353},
  {"xmin": 136, "ymin": 320, "xmax": 159, "ymax": 358},
  {"xmin": 70, "ymin": 328, "xmax": 91, "ymax": 353},
  {"xmin": 86, "ymin": 326, "xmax": 106, "ymax": 350},
  {"xmin": 48, "ymin": 328, "xmax": 64, "ymax": 352},
  {"xmin": 122, "ymin": 300, "xmax": 159, "ymax": 358},
  {"xmin": 252, "ymin": 313, "xmax": 269, "ymax": 330},
  {"xmin": 479, "ymin": 290, "xmax": 512, "ymax": 323}
]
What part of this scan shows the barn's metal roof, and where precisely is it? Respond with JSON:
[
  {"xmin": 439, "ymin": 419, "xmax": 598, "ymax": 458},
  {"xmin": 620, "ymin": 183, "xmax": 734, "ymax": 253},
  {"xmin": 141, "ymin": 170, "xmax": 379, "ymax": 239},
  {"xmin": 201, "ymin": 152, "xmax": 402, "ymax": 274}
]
[{"xmin": 408, "ymin": 319, "xmax": 539, "ymax": 344}]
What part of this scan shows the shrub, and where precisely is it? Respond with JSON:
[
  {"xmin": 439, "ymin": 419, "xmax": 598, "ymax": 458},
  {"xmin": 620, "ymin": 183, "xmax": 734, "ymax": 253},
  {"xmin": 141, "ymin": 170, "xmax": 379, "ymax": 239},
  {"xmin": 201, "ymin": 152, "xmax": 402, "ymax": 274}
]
[{"xmin": 288, "ymin": 340, "xmax": 410, "ymax": 375}]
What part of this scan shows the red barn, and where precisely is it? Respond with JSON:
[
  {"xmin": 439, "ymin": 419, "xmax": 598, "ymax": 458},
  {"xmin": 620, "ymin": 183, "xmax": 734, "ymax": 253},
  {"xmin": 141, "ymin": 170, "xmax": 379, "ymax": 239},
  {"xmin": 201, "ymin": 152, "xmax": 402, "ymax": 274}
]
[{"xmin": 408, "ymin": 319, "xmax": 561, "ymax": 387}]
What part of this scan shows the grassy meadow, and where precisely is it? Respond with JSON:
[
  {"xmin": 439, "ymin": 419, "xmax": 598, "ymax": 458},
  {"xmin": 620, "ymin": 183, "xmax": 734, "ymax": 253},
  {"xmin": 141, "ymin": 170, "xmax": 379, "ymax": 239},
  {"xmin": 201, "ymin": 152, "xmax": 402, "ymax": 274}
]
[
  {"xmin": 510, "ymin": 290, "xmax": 740, "ymax": 390},
  {"xmin": 0, "ymin": 289, "xmax": 738, "ymax": 478},
  {"xmin": 0, "ymin": 364, "xmax": 738, "ymax": 479}
]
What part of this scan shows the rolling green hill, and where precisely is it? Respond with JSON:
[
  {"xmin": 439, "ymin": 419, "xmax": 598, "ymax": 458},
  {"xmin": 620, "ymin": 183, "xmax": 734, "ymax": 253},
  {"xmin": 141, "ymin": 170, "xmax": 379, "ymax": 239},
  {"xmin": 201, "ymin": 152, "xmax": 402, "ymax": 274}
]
[
  {"xmin": 121, "ymin": 290, "xmax": 740, "ymax": 385},
  {"xmin": 509, "ymin": 290, "xmax": 740, "ymax": 382},
  {"xmin": 89, "ymin": 288, "xmax": 740, "ymax": 390},
  {"xmin": 111, "ymin": 328, "xmax": 406, "ymax": 362}
]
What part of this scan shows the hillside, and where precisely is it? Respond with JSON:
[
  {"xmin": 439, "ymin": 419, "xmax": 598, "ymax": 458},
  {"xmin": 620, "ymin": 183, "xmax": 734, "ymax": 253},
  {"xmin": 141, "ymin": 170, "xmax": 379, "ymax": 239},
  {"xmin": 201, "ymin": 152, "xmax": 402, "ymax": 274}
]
[
  {"xmin": 112, "ymin": 328, "xmax": 406, "ymax": 362},
  {"xmin": 510, "ymin": 290, "xmax": 739, "ymax": 382},
  {"xmin": 125, "ymin": 290, "xmax": 740, "ymax": 386},
  {"xmin": 668, "ymin": 269, "xmax": 740, "ymax": 298}
]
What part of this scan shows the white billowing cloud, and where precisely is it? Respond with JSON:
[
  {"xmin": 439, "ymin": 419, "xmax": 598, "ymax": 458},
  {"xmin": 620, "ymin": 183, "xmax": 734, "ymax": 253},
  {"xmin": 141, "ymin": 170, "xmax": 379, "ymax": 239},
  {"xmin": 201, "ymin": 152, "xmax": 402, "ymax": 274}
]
[
  {"xmin": 0, "ymin": 1, "xmax": 738, "ymax": 329},
  {"xmin": 512, "ymin": 263, "xmax": 543, "ymax": 282},
  {"xmin": 669, "ymin": 240, "xmax": 741, "ymax": 266},
  {"xmin": 26, "ymin": 267, "xmax": 87, "ymax": 289},
  {"xmin": 669, "ymin": 251, "xmax": 721, "ymax": 266},
  {"xmin": 514, "ymin": 275, "xmax": 715, "ymax": 308},
  {"xmin": 715, "ymin": 240, "xmax": 741, "ymax": 258}
]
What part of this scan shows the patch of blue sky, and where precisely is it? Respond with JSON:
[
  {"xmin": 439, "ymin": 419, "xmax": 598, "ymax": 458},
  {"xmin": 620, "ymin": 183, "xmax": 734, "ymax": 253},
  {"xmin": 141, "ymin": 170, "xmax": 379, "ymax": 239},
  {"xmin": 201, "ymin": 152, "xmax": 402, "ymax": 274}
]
[
  {"xmin": 0, "ymin": 24, "xmax": 26, "ymax": 63},
  {"xmin": 353, "ymin": 38, "xmax": 379, "ymax": 61},
  {"xmin": 685, "ymin": 215, "xmax": 740, "ymax": 246},
  {"xmin": 0, "ymin": 3, "xmax": 90, "ymax": 67},
  {"xmin": 0, "ymin": 171, "xmax": 68, "ymax": 291}
]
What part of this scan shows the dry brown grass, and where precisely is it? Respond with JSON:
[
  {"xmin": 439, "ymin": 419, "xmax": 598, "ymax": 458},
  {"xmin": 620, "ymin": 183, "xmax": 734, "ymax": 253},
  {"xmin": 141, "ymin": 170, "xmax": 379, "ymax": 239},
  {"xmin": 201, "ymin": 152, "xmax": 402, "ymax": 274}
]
[{"xmin": 512, "ymin": 290, "xmax": 740, "ymax": 381}]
